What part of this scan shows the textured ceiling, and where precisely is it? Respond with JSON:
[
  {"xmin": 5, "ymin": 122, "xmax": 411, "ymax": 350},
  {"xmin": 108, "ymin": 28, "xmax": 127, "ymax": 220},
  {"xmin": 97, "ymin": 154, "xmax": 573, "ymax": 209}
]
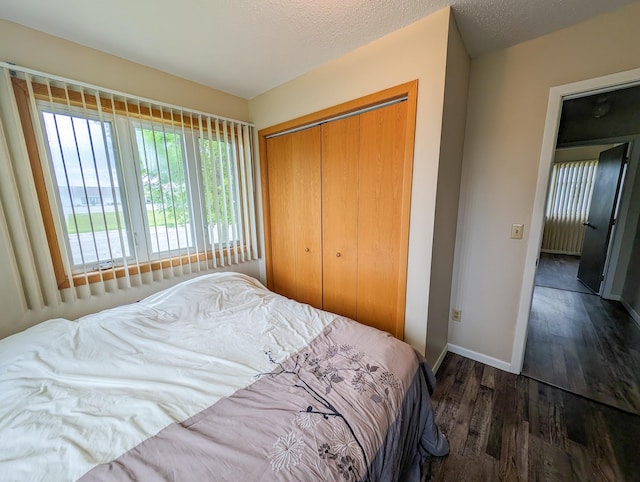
[{"xmin": 0, "ymin": 0, "xmax": 637, "ymax": 99}]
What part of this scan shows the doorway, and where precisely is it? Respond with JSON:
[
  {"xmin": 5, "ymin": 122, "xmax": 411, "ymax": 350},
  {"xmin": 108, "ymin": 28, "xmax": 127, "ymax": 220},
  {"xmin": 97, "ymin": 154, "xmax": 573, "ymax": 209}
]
[{"xmin": 517, "ymin": 76, "xmax": 640, "ymax": 414}]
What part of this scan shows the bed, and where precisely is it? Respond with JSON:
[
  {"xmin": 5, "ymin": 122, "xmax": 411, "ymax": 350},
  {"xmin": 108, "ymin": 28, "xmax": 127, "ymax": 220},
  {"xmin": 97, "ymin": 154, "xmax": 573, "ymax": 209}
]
[{"xmin": 0, "ymin": 272, "xmax": 448, "ymax": 481}]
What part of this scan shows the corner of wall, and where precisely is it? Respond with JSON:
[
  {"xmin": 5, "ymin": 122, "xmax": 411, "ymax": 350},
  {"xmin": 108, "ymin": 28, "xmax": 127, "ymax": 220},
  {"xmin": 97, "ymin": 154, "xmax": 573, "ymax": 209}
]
[{"xmin": 424, "ymin": 10, "xmax": 471, "ymax": 367}]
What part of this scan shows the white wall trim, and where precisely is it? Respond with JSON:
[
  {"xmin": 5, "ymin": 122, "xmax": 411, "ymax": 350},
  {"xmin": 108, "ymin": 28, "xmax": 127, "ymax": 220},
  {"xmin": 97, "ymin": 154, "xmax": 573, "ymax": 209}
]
[
  {"xmin": 620, "ymin": 297, "xmax": 640, "ymax": 329},
  {"xmin": 540, "ymin": 249, "xmax": 580, "ymax": 256},
  {"xmin": 510, "ymin": 66, "xmax": 640, "ymax": 374},
  {"xmin": 431, "ymin": 344, "xmax": 449, "ymax": 373},
  {"xmin": 448, "ymin": 343, "xmax": 512, "ymax": 373}
]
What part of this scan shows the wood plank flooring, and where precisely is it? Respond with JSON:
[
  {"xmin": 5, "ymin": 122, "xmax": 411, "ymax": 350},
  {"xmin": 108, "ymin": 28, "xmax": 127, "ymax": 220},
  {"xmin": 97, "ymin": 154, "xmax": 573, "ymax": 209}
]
[
  {"xmin": 535, "ymin": 253, "xmax": 592, "ymax": 294},
  {"xmin": 422, "ymin": 353, "xmax": 640, "ymax": 482},
  {"xmin": 522, "ymin": 286, "xmax": 640, "ymax": 414}
]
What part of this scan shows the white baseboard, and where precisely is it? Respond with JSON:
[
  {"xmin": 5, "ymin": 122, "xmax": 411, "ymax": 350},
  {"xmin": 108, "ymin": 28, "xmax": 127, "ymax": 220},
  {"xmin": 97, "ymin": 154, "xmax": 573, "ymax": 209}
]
[
  {"xmin": 540, "ymin": 249, "xmax": 580, "ymax": 256},
  {"xmin": 431, "ymin": 344, "xmax": 448, "ymax": 374},
  {"xmin": 447, "ymin": 343, "xmax": 512, "ymax": 373},
  {"xmin": 620, "ymin": 297, "xmax": 640, "ymax": 329}
]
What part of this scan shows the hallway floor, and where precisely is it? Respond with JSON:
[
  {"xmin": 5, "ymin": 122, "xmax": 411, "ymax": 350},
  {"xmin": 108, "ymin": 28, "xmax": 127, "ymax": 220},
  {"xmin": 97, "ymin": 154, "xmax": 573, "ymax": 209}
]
[
  {"xmin": 523, "ymin": 255, "xmax": 640, "ymax": 414},
  {"xmin": 423, "ymin": 353, "xmax": 640, "ymax": 481},
  {"xmin": 534, "ymin": 253, "xmax": 592, "ymax": 294}
]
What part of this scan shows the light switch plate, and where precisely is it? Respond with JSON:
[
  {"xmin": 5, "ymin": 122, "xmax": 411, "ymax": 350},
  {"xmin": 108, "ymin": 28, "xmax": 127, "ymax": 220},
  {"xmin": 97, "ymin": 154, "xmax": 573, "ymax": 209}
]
[{"xmin": 511, "ymin": 223, "xmax": 524, "ymax": 239}]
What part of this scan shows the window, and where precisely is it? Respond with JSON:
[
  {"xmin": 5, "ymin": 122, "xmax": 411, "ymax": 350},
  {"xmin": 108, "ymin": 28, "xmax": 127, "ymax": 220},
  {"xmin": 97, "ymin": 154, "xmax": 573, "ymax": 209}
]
[
  {"xmin": 41, "ymin": 109, "xmax": 130, "ymax": 268},
  {"xmin": 11, "ymin": 72, "xmax": 257, "ymax": 288},
  {"xmin": 132, "ymin": 124, "xmax": 193, "ymax": 257},
  {"xmin": 542, "ymin": 160, "xmax": 598, "ymax": 254}
]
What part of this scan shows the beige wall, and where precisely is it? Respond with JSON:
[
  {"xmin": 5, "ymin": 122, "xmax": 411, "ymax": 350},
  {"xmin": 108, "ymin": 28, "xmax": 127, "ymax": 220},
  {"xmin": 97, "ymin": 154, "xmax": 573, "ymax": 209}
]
[
  {"xmin": 0, "ymin": 20, "xmax": 249, "ymax": 121},
  {"xmin": 449, "ymin": 2, "xmax": 640, "ymax": 364},
  {"xmin": 0, "ymin": 21, "xmax": 258, "ymax": 338},
  {"xmin": 250, "ymin": 8, "xmax": 455, "ymax": 360},
  {"xmin": 426, "ymin": 16, "xmax": 470, "ymax": 366}
]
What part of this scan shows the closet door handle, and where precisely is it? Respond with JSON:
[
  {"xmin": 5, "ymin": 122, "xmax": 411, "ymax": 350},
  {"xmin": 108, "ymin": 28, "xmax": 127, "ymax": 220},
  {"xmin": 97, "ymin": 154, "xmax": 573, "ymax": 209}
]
[
  {"xmin": 336, "ymin": 252, "xmax": 341, "ymax": 258},
  {"xmin": 304, "ymin": 247, "xmax": 310, "ymax": 252}
]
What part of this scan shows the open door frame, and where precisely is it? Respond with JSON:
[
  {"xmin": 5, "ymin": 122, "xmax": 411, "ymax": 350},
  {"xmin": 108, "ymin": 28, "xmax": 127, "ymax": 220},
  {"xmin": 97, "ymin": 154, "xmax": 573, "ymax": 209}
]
[{"xmin": 511, "ymin": 67, "xmax": 640, "ymax": 373}]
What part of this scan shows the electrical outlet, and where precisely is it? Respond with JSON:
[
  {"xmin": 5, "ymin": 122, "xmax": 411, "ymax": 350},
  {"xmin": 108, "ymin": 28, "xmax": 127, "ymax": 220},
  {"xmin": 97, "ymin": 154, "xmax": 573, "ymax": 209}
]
[{"xmin": 452, "ymin": 309, "xmax": 462, "ymax": 322}]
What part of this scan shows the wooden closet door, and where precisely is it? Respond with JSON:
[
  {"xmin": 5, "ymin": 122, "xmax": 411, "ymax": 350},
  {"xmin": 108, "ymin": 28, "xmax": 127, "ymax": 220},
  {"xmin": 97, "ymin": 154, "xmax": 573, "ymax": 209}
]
[
  {"xmin": 265, "ymin": 127, "xmax": 322, "ymax": 308},
  {"xmin": 321, "ymin": 116, "xmax": 359, "ymax": 320},
  {"xmin": 357, "ymin": 101, "xmax": 409, "ymax": 337}
]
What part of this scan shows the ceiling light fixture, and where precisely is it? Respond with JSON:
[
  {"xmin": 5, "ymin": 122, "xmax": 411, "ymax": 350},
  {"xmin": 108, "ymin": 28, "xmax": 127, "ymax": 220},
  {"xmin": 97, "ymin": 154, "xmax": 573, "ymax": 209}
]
[{"xmin": 592, "ymin": 97, "xmax": 611, "ymax": 118}]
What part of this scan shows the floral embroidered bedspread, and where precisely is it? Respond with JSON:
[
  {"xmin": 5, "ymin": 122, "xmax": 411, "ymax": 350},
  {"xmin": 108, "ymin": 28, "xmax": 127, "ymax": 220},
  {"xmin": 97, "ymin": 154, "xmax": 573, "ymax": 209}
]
[{"xmin": 0, "ymin": 272, "xmax": 448, "ymax": 481}]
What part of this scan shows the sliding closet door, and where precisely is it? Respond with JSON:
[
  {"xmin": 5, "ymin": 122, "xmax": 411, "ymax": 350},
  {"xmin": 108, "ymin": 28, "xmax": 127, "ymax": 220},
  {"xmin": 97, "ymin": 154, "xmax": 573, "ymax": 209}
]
[
  {"xmin": 260, "ymin": 82, "xmax": 417, "ymax": 339},
  {"xmin": 322, "ymin": 116, "xmax": 360, "ymax": 320},
  {"xmin": 265, "ymin": 127, "xmax": 322, "ymax": 308},
  {"xmin": 357, "ymin": 101, "xmax": 409, "ymax": 337}
]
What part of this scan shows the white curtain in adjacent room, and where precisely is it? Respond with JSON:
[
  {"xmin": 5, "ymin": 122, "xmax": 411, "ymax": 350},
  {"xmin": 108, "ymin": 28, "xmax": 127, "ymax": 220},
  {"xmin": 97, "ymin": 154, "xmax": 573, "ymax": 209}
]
[{"xmin": 542, "ymin": 159, "xmax": 598, "ymax": 255}]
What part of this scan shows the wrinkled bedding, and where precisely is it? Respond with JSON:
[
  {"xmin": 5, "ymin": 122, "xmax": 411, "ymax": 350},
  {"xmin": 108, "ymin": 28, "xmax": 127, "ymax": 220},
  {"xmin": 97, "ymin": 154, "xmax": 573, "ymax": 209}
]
[{"xmin": 0, "ymin": 272, "xmax": 447, "ymax": 481}]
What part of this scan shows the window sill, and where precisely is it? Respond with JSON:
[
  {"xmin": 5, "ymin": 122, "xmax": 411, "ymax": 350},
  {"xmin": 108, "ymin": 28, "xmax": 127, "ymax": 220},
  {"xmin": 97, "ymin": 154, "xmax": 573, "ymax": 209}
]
[{"xmin": 58, "ymin": 246, "xmax": 249, "ymax": 288}]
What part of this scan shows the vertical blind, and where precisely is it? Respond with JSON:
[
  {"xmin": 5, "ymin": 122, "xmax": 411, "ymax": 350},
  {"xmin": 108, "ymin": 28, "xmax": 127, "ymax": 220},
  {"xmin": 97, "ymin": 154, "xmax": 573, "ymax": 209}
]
[
  {"xmin": 0, "ymin": 63, "xmax": 258, "ymax": 307},
  {"xmin": 542, "ymin": 160, "xmax": 598, "ymax": 255}
]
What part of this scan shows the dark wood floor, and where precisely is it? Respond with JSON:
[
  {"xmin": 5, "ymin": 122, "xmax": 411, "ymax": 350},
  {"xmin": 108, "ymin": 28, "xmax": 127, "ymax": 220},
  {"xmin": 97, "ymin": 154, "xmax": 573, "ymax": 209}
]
[
  {"xmin": 535, "ymin": 253, "xmax": 592, "ymax": 294},
  {"xmin": 422, "ymin": 353, "xmax": 640, "ymax": 482},
  {"xmin": 522, "ymin": 286, "xmax": 640, "ymax": 414}
]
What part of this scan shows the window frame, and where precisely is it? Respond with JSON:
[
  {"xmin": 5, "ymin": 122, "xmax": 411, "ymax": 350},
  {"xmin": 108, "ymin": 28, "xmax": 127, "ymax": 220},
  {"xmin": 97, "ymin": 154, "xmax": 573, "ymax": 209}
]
[
  {"xmin": 128, "ymin": 119, "xmax": 197, "ymax": 261},
  {"xmin": 12, "ymin": 77, "xmax": 252, "ymax": 289},
  {"xmin": 37, "ymin": 103, "xmax": 136, "ymax": 272}
]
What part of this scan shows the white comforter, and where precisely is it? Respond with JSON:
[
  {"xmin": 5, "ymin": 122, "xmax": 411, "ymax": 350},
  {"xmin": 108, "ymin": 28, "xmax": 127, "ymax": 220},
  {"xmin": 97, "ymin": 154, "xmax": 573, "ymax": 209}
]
[{"xmin": 0, "ymin": 273, "xmax": 337, "ymax": 481}]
